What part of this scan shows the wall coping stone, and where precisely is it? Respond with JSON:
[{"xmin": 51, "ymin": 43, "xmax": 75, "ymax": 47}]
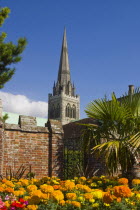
[{"xmin": 46, "ymin": 119, "xmax": 64, "ymax": 134}]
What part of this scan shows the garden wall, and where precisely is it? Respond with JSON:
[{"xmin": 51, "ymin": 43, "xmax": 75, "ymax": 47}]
[{"xmin": 0, "ymin": 116, "xmax": 64, "ymax": 179}]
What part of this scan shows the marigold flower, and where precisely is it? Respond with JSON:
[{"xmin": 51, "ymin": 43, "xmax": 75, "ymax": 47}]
[
  {"xmin": 59, "ymin": 200, "xmax": 65, "ymax": 206},
  {"xmin": 76, "ymin": 184, "xmax": 91, "ymax": 192},
  {"xmin": 80, "ymin": 177, "xmax": 86, "ymax": 181},
  {"xmin": 4, "ymin": 187, "xmax": 14, "ymax": 193},
  {"xmin": 92, "ymin": 203, "xmax": 99, "ymax": 208},
  {"xmin": 27, "ymin": 185, "xmax": 38, "ymax": 193},
  {"xmin": 113, "ymin": 185, "xmax": 132, "ymax": 198},
  {"xmin": 136, "ymin": 194, "xmax": 140, "ymax": 199},
  {"xmin": 132, "ymin": 179, "xmax": 140, "ymax": 185},
  {"xmin": 20, "ymin": 179, "xmax": 29, "ymax": 186},
  {"xmin": 14, "ymin": 190, "xmax": 24, "ymax": 196},
  {"xmin": 27, "ymin": 205, "xmax": 38, "ymax": 210},
  {"xmin": 4, "ymin": 180, "xmax": 15, "ymax": 188},
  {"xmin": 51, "ymin": 190, "xmax": 64, "ymax": 201},
  {"xmin": 53, "ymin": 185, "xmax": 60, "ymax": 190},
  {"xmin": 40, "ymin": 184, "xmax": 54, "ymax": 193},
  {"xmin": 64, "ymin": 180, "xmax": 75, "ymax": 191},
  {"xmin": 84, "ymin": 193, "xmax": 93, "ymax": 200},
  {"xmin": 66, "ymin": 200, "xmax": 72, "ymax": 204},
  {"xmin": 71, "ymin": 201, "xmax": 81, "ymax": 208},
  {"xmin": 66, "ymin": 193, "xmax": 77, "ymax": 200},
  {"xmin": 118, "ymin": 178, "xmax": 128, "ymax": 185},
  {"xmin": 4, "ymin": 201, "xmax": 10, "ymax": 208},
  {"xmin": 116, "ymin": 197, "xmax": 121, "ymax": 202},
  {"xmin": 91, "ymin": 189, "xmax": 103, "ymax": 199},
  {"xmin": 103, "ymin": 192, "xmax": 115, "ymax": 204},
  {"xmin": 0, "ymin": 187, "xmax": 4, "ymax": 192},
  {"xmin": 89, "ymin": 198, "xmax": 95, "ymax": 203}
]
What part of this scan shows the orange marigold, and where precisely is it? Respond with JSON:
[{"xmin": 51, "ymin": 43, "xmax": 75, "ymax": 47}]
[
  {"xmin": 4, "ymin": 187, "xmax": 14, "ymax": 193},
  {"xmin": 59, "ymin": 200, "xmax": 65, "ymax": 206},
  {"xmin": 53, "ymin": 185, "xmax": 60, "ymax": 190},
  {"xmin": 103, "ymin": 192, "xmax": 115, "ymax": 204},
  {"xmin": 71, "ymin": 201, "xmax": 81, "ymax": 208},
  {"xmin": 64, "ymin": 180, "xmax": 75, "ymax": 191},
  {"xmin": 84, "ymin": 193, "xmax": 93, "ymax": 200},
  {"xmin": 118, "ymin": 178, "xmax": 128, "ymax": 185},
  {"xmin": 113, "ymin": 185, "xmax": 132, "ymax": 198}
]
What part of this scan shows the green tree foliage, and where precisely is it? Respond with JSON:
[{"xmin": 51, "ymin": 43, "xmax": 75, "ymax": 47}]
[
  {"xmin": 0, "ymin": 7, "xmax": 27, "ymax": 88},
  {"xmin": 84, "ymin": 90, "xmax": 140, "ymax": 176}
]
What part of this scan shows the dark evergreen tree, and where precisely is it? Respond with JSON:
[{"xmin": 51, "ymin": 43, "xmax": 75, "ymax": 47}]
[{"xmin": 0, "ymin": 7, "xmax": 27, "ymax": 88}]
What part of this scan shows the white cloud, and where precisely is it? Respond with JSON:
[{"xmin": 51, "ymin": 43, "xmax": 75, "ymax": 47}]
[{"xmin": 0, "ymin": 91, "xmax": 48, "ymax": 118}]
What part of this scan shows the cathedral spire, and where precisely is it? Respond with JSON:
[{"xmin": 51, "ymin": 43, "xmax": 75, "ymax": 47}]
[{"xmin": 57, "ymin": 28, "xmax": 71, "ymax": 86}]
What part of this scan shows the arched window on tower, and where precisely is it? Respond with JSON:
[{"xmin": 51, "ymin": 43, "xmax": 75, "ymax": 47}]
[
  {"xmin": 72, "ymin": 105, "xmax": 76, "ymax": 118},
  {"xmin": 65, "ymin": 103, "xmax": 71, "ymax": 118}
]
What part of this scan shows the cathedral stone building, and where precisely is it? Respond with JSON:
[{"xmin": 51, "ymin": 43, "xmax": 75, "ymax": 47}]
[{"xmin": 48, "ymin": 29, "xmax": 80, "ymax": 125}]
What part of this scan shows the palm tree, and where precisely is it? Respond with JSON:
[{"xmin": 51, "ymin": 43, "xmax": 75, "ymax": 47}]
[{"xmin": 84, "ymin": 89, "xmax": 140, "ymax": 177}]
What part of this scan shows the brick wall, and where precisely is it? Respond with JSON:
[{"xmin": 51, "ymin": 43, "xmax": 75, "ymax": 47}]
[{"xmin": 0, "ymin": 116, "xmax": 64, "ymax": 179}]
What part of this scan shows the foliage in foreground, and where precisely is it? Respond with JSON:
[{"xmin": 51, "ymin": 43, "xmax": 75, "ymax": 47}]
[{"xmin": 0, "ymin": 176, "xmax": 140, "ymax": 209}]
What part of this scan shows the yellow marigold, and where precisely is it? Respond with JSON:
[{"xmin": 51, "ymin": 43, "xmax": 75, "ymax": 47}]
[
  {"xmin": 91, "ymin": 190, "xmax": 103, "ymax": 199},
  {"xmin": 24, "ymin": 196, "xmax": 30, "ymax": 201},
  {"xmin": 31, "ymin": 190, "xmax": 43, "ymax": 198},
  {"xmin": 132, "ymin": 179, "xmax": 140, "ymax": 185},
  {"xmin": 41, "ymin": 193, "xmax": 50, "ymax": 200},
  {"xmin": 71, "ymin": 201, "xmax": 81, "ymax": 208},
  {"xmin": 77, "ymin": 196, "xmax": 85, "ymax": 202},
  {"xmin": 27, "ymin": 205, "xmax": 38, "ymax": 210},
  {"xmin": 76, "ymin": 184, "xmax": 91, "ymax": 192},
  {"xmin": 66, "ymin": 200, "xmax": 72, "ymax": 204},
  {"xmin": 89, "ymin": 198, "xmax": 95, "ymax": 203},
  {"xmin": 64, "ymin": 180, "xmax": 75, "ymax": 191},
  {"xmin": 4, "ymin": 201, "xmax": 10, "ymax": 208},
  {"xmin": 118, "ymin": 178, "xmax": 128, "ymax": 185},
  {"xmin": 104, "ymin": 203, "xmax": 110, "ymax": 207},
  {"xmin": 59, "ymin": 200, "xmax": 65, "ymax": 206},
  {"xmin": 80, "ymin": 177, "xmax": 86, "ymax": 181},
  {"xmin": 84, "ymin": 193, "xmax": 93, "ymax": 200},
  {"xmin": 20, "ymin": 179, "xmax": 29, "ymax": 186},
  {"xmin": 113, "ymin": 185, "xmax": 132, "ymax": 198},
  {"xmin": 51, "ymin": 190, "xmax": 64, "ymax": 201},
  {"xmin": 136, "ymin": 194, "xmax": 140, "ymax": 199},
  {"xmin": 4, "ymin": 180, "xmax": 15, "ymax": 188},
  {"xmin": 92, "ymin": 203, "xmax": 99, "ymax": 208},
  {"xmin": 66, "ymin": 193, "xmax": 77, "ymax": 200},
  {"xmin": 14, "ymin": 190, "xmax": 24, "ymax": 196},
  {"xmin": 27, "ymin": 185, "xmax": 38, "ymax": 193},
  {"xmin": 40, "ymin": 184, "xmax": 54, "ymax": 193},
  {"xmin": 19, "ymin": 187, "xmax": 26, "ymax": 192}
]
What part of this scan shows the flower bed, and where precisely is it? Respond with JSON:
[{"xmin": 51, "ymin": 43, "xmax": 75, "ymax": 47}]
[{"xmin": 0, "ymin": 176, "xmax": 140, "ymax": 209}]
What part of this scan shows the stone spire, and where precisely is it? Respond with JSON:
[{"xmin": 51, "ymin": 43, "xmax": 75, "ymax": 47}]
[{"xmin": 57, "ymin": 28, "xmax": 71, "ymax": 86}]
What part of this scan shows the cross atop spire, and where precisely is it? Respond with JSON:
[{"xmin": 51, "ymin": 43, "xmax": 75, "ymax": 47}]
[{"xmin": 57, "ymin": 28, "xmax": 71, "ymax": 85}]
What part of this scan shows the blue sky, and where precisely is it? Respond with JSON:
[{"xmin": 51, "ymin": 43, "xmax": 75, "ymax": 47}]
[{"xmin": 0, "ymin": 0, "xmax": 140, "ymax": 119}]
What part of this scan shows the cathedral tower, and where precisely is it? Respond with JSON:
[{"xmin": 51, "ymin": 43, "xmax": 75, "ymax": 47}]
[{"xmin": 48, "ymin": 29, "xmax": 80, "ymax": 125}]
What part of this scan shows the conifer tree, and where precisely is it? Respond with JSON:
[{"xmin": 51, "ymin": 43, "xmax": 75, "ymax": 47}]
[{"xmin": 0, "ymin": 7, "xmax": 27, "ymax": 88}]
